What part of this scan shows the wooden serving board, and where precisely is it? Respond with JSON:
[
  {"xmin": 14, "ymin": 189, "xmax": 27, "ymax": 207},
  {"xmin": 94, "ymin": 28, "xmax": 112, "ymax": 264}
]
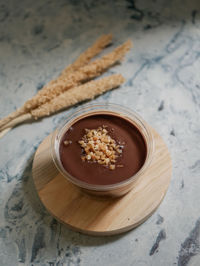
[{"xmin": 32, "ymin": 128, "xmax": 172, "ymax": 236}]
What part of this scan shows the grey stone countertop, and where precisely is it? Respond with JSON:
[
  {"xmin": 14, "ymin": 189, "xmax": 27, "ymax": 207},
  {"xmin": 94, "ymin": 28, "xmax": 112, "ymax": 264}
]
[{"xmin": 0, "ymin": 0, "xmax": 200, "ymax": 265}]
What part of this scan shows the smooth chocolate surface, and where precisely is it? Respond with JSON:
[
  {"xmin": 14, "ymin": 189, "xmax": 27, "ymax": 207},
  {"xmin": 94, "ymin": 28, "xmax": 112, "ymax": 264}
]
[{"xmin": 59, "ymin": 114, "xmax": 147, "ymax": 185}]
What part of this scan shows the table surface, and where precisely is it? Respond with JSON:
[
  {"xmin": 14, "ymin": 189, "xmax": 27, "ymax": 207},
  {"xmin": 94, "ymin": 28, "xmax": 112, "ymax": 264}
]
[{"xmin": 0, "ymin": 0, "xmax": 200, "ymax": 265}]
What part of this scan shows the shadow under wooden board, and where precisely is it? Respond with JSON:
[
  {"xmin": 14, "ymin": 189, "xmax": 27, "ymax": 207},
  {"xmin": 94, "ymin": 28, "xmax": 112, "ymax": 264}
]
[{"xmin": 32, "ymin": 128, "xmax": 172, "ymax": 236}]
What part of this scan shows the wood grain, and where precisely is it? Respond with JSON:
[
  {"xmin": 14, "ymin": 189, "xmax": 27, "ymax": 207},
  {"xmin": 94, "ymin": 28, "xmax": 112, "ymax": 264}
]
[{"xmin": 32, "ymin": 128, "xmax": 172, "ymax": 236}]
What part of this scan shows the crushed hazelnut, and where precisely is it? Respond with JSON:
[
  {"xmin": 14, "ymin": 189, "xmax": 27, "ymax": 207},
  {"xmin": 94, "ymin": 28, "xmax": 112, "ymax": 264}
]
[
  {"xmin": 110, "ymin": 164, "xmax": 115, "ymax": 170},
  {"xmin": 78, "ymin": 126, "xmax": 124, "ymax": 170},
  {"xmin": 63, "ymin": 140, "xmax": 72, "ymax": 146}
]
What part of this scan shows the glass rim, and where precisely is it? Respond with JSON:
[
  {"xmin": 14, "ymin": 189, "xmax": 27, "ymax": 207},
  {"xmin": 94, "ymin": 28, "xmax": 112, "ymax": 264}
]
[{"xmin": 51, "ymin": 103, "xmax": 154, "ymax": 191}]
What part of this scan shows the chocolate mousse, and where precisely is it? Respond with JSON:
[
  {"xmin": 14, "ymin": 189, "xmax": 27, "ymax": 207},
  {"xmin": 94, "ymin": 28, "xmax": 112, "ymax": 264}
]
[{"xmin": 59, "ymin": 114, "xmax": 147, "ymax": 186}]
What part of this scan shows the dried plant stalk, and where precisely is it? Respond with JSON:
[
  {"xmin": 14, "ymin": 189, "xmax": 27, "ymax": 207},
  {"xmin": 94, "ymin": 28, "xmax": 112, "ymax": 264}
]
[
  {"xmin": 24, "ymin": 40, "xmax": 132, "ymax": 111},
  {"xmin": 0, "ymin": 108, "xmax": 26, "ymax": 129},
  {"xmin": 0, "ymin": 128, "xmax": 12, "ymax": 138},
  {"xmin": 0, "ymin": 39, "xmax": 132, "ymax": 135},
  {"xmin": 0, "ymin": 34, "xmax": 113, "ymax": 128},
  {"xmin": 0, "ymin": 74, "xmax": 125, "ymax": 134},
  {"xmin": 31, "ymin": 74, "xmax": 125, "ymax": 118},
  {"xmin": 43, "ymin": 34, "xmax": 113, "ymax": 90},
  {"xmin": 0, "ymin": 113, "xmax": 32, "ymax": 131},
  {"xmin": 61, "ymin": 34, "xmax": 113, "ymax": 76}
]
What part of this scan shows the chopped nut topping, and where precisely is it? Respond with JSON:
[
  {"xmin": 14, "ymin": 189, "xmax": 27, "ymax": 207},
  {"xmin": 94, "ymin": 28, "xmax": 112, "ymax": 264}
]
[
  {"xmin": 110, "ymin": 164, "xmax": 115, "ymax": 170},
  {"xmin": 63, "ymin": 140, "xmax": 72, "ymax": 146},
  {"xmin": 78, "ymin": 126, "xmax": 124, "ymax": 170}
]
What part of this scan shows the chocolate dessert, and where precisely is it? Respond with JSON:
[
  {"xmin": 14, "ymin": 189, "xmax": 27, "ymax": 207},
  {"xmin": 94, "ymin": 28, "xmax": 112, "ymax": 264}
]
[{"xmin": 59, "ymin": 114, "xmax": 147, "ymax": 186}]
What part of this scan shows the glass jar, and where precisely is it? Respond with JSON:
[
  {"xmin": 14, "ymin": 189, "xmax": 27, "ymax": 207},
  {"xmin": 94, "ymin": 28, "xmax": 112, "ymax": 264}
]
[{"xmin": 51, "ymin": 103, "xmax": 154, "ymax": 197}]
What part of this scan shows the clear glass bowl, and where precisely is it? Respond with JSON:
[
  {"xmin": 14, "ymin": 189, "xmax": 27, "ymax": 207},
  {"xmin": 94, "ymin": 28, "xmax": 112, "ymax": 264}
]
[{"xmin": 51, "ymin": 103, "xmax": 154, "ymax": 197}]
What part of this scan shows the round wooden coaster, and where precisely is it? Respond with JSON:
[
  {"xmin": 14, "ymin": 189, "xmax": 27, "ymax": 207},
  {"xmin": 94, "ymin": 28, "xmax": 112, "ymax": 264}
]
[{"xmin": 32, "ymin": 128, "xmax": 172, "ymax": 236}]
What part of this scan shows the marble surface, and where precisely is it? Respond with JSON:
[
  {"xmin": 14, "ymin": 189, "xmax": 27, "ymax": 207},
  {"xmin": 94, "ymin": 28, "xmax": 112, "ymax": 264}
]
[{"xmin": 0, "ymin": 0, "xmax": 200, "ymax": 265}]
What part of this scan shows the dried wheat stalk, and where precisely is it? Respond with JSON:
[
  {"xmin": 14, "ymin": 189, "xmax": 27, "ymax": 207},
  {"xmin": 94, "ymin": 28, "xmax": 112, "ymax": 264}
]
[
  {"xmin": 0, "ymin": 74, "xmax": 125, "ymax": 133},
  {"xmin": 0, "ymin": 34, "xmax": 113, "ymax": 128}
]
